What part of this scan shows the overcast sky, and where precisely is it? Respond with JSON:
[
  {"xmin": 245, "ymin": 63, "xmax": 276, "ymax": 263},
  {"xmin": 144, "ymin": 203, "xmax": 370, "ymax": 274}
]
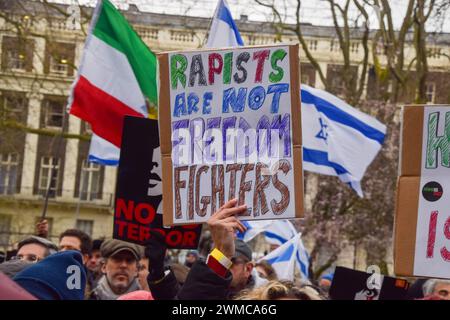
[{"xmin": 62, "ymin": 0, "xmax": 450, "ymax": 33}]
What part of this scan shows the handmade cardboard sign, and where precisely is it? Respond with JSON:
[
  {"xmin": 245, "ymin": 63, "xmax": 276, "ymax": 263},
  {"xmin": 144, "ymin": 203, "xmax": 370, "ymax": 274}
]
[
  {"xmin": 114, "ymin": 116, "xmax": 202, "ymax": 248},
  {"xmin": 329, "ymin": 267, "xmax": 409, "ymax": 300},
  {"xmin": 158, "ymin": 44, "xmax": 304, "ymax": 225},
  {"xmin": 395, "ymin": 105, "xmax": 450, "ymax": 279}
]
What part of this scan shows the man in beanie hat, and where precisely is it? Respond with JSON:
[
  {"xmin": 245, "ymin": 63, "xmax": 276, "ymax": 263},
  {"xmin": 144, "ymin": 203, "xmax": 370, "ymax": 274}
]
[
  {"xmin": 13, "ymin": 251, "xmax": 86, "ymax": 300},
  {"xmin": 90, "ymin": 239, "xmax": 144, "ymax": 300}
]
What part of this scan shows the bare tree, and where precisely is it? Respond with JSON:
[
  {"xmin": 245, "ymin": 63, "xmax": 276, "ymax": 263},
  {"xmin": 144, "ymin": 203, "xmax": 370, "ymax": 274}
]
[
  {"xmin": 369, "ymin": 0, "xmax": 447, "ymax": 103},
  {"xmin": 254, "ymin": 0, "xmax": 371, "ymax": 105},
  {"xmin": 302, "ymin": 101, "xmax": 398, "ymax": 280}
]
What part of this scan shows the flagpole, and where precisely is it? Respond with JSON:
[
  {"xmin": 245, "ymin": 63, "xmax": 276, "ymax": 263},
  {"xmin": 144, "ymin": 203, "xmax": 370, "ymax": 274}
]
[
  {"xmin": 40, "ymin": 112, "xmax": 67, "ymax": 220},
  {"xmin": 74, "ymin": 164, "xmax": 86, "ymax": 228},
  {"xmin": 203, "ymin": 0, "xmax": 221, "ymax": 47}
]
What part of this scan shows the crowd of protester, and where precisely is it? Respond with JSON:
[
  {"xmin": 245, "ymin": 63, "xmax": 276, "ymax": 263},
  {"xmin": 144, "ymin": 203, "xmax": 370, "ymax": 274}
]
[{"xmin": 0, "ymin": 199, "xmax": 449, "ymax": 300}]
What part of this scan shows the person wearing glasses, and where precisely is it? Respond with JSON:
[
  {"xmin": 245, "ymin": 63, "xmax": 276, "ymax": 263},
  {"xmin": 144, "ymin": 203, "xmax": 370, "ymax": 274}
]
[{"xmin": 12, "ymin": 236, "xmax": 58, "ymax": 263}]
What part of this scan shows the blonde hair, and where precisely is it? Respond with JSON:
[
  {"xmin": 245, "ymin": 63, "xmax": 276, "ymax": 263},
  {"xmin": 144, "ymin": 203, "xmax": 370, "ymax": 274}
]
[{"xmin": 235, "ymin": 280, "xmax": 323, "ymax": 300}]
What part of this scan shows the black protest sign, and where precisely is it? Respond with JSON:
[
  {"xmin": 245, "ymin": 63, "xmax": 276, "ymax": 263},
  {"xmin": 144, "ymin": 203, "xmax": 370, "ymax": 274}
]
[
  {"xmin": 114, "ymin": 116, "xmax": 202, "ymax": 248},
  {"xmin": 329, "ymin": 266, "xmax": 409, "ymax": 300}
]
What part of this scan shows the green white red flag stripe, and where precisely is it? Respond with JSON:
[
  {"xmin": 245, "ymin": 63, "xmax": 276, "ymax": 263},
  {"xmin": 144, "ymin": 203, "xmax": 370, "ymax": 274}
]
[{"xmin": 67, "ymin": 0, "xmax": 157, "ymax": 148}]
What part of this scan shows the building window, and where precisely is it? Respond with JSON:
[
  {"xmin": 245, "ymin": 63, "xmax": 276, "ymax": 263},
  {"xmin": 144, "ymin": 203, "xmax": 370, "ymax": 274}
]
[
  {"xmin": 49, "ymin": 56, "xmax": 69, "ymax": 75},
  {"xmin": 43, "ymin": 98, "xmax": 64, "ymax": 128},
  {"xmin": 1, "ymin": 36, "xmax": 33, "ymax": 72},
  {"xmin": 0, "ymin": 214, "xmax": 12, "ymax": 246},
  {"xmin": 301, "ymin": 73, "xmax": 310, "ymax": 85},
  {"xmin": 76, "ymin": 219, "xmax": 93, "ymax": 237},
  {"xmin": 45, "ymin": 42, "xmax": 75, "ymax": 77},
  {"xmin": 0, "ymin": 92, "xmax": 27, "ymax": 122},
  {"xmin": 428, "ymin": 47, "xmax": 442, "ymax": 59},
  {"xmin": 426, "ymin": 83, "xmax": 436, "ymax": 103},
  {"xmin": 308, "ymin": 40, "xmax": 318, "ymax": 51},
  {"xmin": 38, "ymin": 157, "xmax": 60, "ymax": 197},
  {"xmin": 331, "ymin": 77, "xmax": 344, "ymax": 91},
  {"xmin": 329, "ymin": 77, "xmax": 345, "ymax": 98},
  {"xmin": 79, "ymin": 160, "xmax": 101, "ymax": 201},
  {"xmin": 350, "ymin": 42, "xmax": 359, "ymax": 54},
  {"xmin": 330, "ymin": 40, "xmax": 340, "ymax": 52},
  {"xmin": 0, "ymin": 153, "xmax": 19, "ymax": 195},
  {"xmin": 5, "ymin": 50, "xmax": 26, "ymax": 70}
]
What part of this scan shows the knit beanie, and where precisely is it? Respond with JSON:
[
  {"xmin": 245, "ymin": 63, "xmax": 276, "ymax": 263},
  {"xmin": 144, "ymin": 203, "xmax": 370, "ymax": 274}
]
[{"xmin": 14, "ymin": 250, "xmax": 86, "ymax": 300}]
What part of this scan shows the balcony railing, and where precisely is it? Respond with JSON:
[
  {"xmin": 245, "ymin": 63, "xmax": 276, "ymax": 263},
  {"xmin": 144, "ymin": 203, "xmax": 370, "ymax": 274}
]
[{"xmin": 0, "ymin": 186, "xmax": 114, "ymax": 207}]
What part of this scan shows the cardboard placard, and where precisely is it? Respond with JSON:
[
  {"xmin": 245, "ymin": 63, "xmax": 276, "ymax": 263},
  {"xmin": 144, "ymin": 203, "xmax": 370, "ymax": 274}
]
[
  {"xmin": 158, "ymin": 44, "xmax": 304, "ymax": 225},
  {"xmin": 114, "ymin": 116, "xmax": 202, "ymax": 248},
  {"xmin": 395, "ymin": 105, "xmax": 450, "ymax": 279},
  {"xmin": 329, "ymin": 267, "xmax": 409, "ymax": 300}
]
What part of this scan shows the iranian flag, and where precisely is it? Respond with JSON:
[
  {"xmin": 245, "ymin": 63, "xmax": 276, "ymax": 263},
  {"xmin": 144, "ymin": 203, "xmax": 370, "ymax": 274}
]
[{"xmin": 68, "ymin": 0, "xmax": 157, "ymax": 150}]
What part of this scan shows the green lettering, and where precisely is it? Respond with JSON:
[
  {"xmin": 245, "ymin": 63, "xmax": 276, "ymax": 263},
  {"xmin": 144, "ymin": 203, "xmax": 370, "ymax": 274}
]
[
  {"xmin": 170, "ymin": 54, "xmax": 187, "ymax": 89},
  {"xmin": 223, "ymin": 52, "xmax": 233, "ymax": 84},
  {"xmin": 269, "ymin": 49, "xmax": 287, "ymax": 83},
  {"xmin": 426, "ymin": 111, "xmax": 450, "ymax": 168}
]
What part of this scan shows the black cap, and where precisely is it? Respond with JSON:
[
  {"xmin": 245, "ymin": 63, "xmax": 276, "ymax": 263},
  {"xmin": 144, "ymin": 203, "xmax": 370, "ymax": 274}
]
[{"xmin": 233, "ymin": 239, "xmax": 252, "ymax": 261}]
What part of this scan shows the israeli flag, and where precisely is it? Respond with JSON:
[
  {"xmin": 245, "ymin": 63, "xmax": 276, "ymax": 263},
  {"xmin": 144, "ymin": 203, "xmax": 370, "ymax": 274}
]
[
  {"xmin": 237, "ymin": 220, "xmax": 272, "ymax": 242},
  {"xmin": 260, "ymin": 233, "xmax": 310, "ymax": 281},
  {"xmin": 264, "ymin": 220, "xmax": 298, "ymax": 246},
  {"xmin": 88, "ymin": 134, "xmax": 120, "ymax": 166},
  {"xmin": 301, "ymin": 85, "xmax": 386, "ymax": 197},
  {"xmin": 205, "ymin": 0, "xmax": 244, "ymax": 48},
  {"xmin": 237, "ymin": 220, "xmax": 297, "ymax": 246}
]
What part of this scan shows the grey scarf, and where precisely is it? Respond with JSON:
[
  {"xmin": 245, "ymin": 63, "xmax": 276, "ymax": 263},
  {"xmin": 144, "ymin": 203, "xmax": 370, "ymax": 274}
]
[{"xmin": 92, "ymin": 275, "xmax": 141, "ymax": 300}]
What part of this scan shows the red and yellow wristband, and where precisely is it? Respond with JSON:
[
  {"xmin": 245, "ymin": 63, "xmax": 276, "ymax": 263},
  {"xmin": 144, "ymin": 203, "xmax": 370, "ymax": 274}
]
[{"xmin": 206, "ymin": 248, "xmax": 233, "ymax": 278}]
